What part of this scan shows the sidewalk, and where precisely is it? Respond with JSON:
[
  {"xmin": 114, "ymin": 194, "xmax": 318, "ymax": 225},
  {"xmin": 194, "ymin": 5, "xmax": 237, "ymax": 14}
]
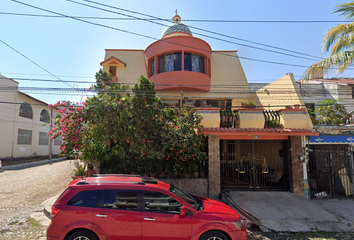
[
  {"xmin": 223, "ymin": 191, "xmax": 354, "ymax": 232},
  {"xmin": 0, "ymin": 157, "xmax": 67, "ymax": 172}
]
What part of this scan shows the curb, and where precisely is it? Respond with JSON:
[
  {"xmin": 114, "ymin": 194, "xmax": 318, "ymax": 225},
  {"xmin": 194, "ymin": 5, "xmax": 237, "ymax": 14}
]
[
  {"xmin": 220, "ymin": 191, "xmax": 264, "ymax": 230},
  {"xmin": 0, "ymin": 157, "xmax": 67, "ymax": 172}
]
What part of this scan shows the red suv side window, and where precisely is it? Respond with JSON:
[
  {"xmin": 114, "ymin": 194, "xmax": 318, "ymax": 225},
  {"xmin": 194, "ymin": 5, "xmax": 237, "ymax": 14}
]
[
  {"xmin": 67, "ymin": 190, "xmax": 104, "ymax": 208},
  {"xmin": 100, "ymin": 190, "xmax": 138, "ymax": 210},
  {"xmin": 143, "ymin": 191, "xmax": 182, "ymax": 214}
]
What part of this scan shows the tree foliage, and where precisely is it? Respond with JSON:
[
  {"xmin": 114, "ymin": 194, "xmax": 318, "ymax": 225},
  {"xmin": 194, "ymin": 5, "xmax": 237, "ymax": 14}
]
[
  {"xmin": 315, "ymin": 99, "xmax": 349, "ymax": 125},
  {"xmin": 50, "ymin": 70, "xmax": 208, "ymax": 177},
  {"xmin": 304, "ymin": 2, "xmax": 354, "ymax": 79}
]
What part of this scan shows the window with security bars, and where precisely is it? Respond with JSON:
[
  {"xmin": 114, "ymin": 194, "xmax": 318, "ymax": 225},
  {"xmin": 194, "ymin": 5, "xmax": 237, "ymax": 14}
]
[
  {"xmin": 40, "ymin": 109, "xmax": 50, "ymax": 123},
  {"xmin": 19, "ymin": 103, "xmax": 33, "ymax": 119},
  {"xmin": 17, "ymin": 129, "xmax": 32, "ymax": 145},
  {"xmin": 39, "ymin": 132, "xmax": 49, "ymax": 145}
]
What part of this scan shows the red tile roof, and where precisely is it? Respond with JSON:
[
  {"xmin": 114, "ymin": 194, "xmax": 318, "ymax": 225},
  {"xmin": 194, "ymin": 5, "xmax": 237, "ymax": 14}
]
[
  {"xmin": 200, "ymin": 127, "xmax": 317, "ymax": 136},
  {"xmin": 100, "ymin": 56, "xmax": 127, "ymax": 67}
]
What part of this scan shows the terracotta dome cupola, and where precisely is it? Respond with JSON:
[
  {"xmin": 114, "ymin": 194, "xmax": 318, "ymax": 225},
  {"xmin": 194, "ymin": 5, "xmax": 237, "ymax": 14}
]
[{"xmin": 145, "ymin": 11, "xmax": 211, "ymax": 92}]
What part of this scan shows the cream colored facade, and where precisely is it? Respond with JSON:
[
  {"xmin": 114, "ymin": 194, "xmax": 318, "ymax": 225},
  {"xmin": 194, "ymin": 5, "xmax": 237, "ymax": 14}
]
[
  {"xmin": 102, "ymin": 50, "xmax": 251, "ymax": 106},
  {"xmin": 101, "ymin": 49, "xmax": 312, "ymax": 130},
  {"xmin": 0, "ymin": 74, "xmax": 61, "ymax": 158}
]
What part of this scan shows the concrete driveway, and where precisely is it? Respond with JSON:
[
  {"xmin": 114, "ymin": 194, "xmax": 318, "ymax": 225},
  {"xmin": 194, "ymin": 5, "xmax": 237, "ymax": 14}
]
[{"xmin": 223, "ymin": 191, "xmax": 354, "ymax": 232}]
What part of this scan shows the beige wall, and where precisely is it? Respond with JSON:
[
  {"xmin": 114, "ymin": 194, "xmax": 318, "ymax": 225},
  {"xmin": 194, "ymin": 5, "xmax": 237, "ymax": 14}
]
[
  {"xmin": 256, "ymin": 73, "xmax": 304, "ymax": 110},
  {"xmin": 102, "ymin": 50, "xmax": 312, "ymax": 131},
  {"xmin": 0, "ymin": 75, "xmax": 18, "ymax": 158},
  {"xmin": 103, "ymin": 50, "xmax": 252, "ymax": 106},
  {"xmin": 12, "ymin": 94, "xmax": 61, "ymax": 158},
  {"xmin": 103, "ymin": 50, "xmax": 146, "ymax": 88},
  {"xmin": 0, "ymin": 75, "xmax": 60, "ymax": 158}
]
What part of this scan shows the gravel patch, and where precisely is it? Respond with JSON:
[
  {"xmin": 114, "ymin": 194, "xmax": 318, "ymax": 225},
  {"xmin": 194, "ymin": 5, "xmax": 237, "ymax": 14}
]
[{"xmin": 0, "ymin": 160, "xmax": 75, "ymax": 239}]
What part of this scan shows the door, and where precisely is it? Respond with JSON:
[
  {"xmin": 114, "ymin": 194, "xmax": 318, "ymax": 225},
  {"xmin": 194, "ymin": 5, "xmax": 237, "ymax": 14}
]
[
  {"xmin": 142, "ymin": 190, "xmax": 192, "ymax": 240},
  {"xmin": 221, "ymin": 140, "xmax": 289, "ymax": 191},
  {"xmin": 308, "ymin": 145, "xmax": 353, "ymax": 199},
  {"xmin": 93, "ymin": 190, "xmax": 141, "ymax": 240}
]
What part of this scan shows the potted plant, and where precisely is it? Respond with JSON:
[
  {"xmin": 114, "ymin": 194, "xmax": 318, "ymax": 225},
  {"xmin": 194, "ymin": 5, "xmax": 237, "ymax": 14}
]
[
  {"xmin": 247, "ymin": 102, "xmax": 256, "ymax": 108},
  {"xmin": 241, "ymin": 101, "xmax": 247, "ymax": 108},
  {"xmin": 220, "ymin": 110, "xmax": 226, "ymax": 122},
  {"xmin": 72, "ymin": 160, "xmax": 85, "ymax": 180}
]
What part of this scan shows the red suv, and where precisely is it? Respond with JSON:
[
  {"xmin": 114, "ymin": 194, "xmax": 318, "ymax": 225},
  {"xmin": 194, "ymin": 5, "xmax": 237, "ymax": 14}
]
[{"xmin": 47, "ymin": 175, "xmax": 247, "ymax": 240}]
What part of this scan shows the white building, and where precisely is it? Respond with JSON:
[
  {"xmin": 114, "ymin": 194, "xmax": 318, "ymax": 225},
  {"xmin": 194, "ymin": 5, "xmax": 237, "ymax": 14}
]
[
  {"xmin": 0, "ymin": 74, "xmax": 61, "ymax": 158},
  {"xmin": 298, "ymin": 78, "xmax": 354, "ymax": 113}
]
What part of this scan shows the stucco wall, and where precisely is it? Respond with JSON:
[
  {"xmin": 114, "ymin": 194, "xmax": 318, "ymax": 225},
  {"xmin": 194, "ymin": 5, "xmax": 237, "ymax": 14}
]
[
  {"xmin": 256, "ymin": 73, "xmax": 303, "ymax": 110},
  {"xmin": 0, "ymin": 76, "xmax": 17, "ymax": 158},
  {"xmin": 164, "ymin": 178, "xmax": 208, "ymax": 197},
  {"xmin": 299, "ymin": 80, "xmax": 354, "ymax": 113},
  {"xmin": 0, "ymin": 78, "xmax": 61, "ymax": 158},
  {"xmin": 103, "ymin": 50, "xmax": 146, "ymax": 88}
]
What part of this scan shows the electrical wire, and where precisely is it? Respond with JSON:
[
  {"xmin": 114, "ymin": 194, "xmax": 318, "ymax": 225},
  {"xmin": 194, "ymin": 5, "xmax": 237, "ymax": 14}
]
[
  {"xmin": 1, "ymin": 12, "xmax": 351, "ymax": 23},
  {"xmin": 66, "ymin": 0, "xmax": 323, "ymax": 61},
  {"xmin": 0, "ymin": 39, "xmax": 79, "ymax": 90},
  {"xmin": 9, "ymin": 0, "xmax": 325, "ymax": 69}
]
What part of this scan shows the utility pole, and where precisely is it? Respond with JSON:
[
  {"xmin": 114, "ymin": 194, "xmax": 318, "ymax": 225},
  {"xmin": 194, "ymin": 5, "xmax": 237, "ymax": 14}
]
[{"xmin": 49, "ymin": 107, "xmax": 53, "ymax": 160}]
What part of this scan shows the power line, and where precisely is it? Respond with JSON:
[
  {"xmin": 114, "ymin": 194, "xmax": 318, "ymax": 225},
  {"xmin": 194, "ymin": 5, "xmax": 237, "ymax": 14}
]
[
  {"xmin": 67, "ymin": 0, "xmax": 323, "ymax": 61},
  {"xmin": 0, "ymin": 39, "xmax": 78, "ymax": 90},
  {"xmin": 1, "ymin": 12, "xmax": 351, "ymax": 23},
  {"xmin": 3, "ymin": 98, "xmax": 354, "ymax": 110},
  {"xmin": 9, "ymin": 0, "xmax": 322, "ymax": 69}
]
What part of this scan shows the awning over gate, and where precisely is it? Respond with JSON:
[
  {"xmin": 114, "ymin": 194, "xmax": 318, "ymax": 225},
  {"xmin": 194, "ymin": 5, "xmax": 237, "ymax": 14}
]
[
  {"xmin": 310, "ymin": 135, "xmax": 354, "ymax": 144},
  {"xmin": 200, "ymin": 127, "xmax": 318, "ymax": 140}
]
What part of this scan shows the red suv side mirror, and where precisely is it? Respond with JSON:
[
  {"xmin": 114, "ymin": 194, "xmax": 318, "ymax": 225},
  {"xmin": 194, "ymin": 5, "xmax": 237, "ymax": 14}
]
[{"xmin": 180, "ymin": 206, "xmax": 188, "ymax": 216}]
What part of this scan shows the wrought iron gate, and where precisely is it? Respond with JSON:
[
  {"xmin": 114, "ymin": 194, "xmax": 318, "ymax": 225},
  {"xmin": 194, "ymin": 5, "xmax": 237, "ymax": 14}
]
[
  {"xmin": 308, "ymin": 145, "xmax": 354, "ymax": 199},
  {"xmin": 221, "ymin": 140, "xmax": 289, "ymax": 191}
]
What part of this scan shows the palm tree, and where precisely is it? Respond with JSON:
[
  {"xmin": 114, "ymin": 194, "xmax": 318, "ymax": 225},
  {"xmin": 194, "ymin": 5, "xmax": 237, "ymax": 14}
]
[{"xmin": 304, "ymin": 2, "xmax": 354, "ymax": 79}]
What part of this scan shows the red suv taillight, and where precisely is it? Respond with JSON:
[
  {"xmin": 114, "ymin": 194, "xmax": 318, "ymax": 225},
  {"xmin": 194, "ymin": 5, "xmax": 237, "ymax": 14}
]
[{"xmin": 51, "ymin": 205, "xmax": 61, "ymax": 219}]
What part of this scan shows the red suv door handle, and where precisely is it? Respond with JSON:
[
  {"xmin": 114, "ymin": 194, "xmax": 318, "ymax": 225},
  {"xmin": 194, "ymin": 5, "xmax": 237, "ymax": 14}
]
[
  {"xmin": 96, "ymin": 214, "xmax": 107, "ymax": 218},
  {"xmin": 144, "ymin": 217, "xmax": 155, "ymax": 221}
]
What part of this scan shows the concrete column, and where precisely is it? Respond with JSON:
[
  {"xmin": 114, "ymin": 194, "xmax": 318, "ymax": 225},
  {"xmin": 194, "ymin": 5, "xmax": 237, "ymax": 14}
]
[
  {"xmin": 208, "ymin": 134, "xmax": 220, "ymax": 199},
  {"xmin": 290, "ymin": 136, "xmax": 305, "ymax": 197}
]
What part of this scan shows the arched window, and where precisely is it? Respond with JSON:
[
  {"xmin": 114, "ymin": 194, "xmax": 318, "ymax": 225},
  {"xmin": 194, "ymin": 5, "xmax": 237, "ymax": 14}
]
[
  {"xmin": 40, "ymin": 109, "xmax": 50, "ymax": 123},
  {"xmin": 19, "ymin": 102, "xmax": 33, "ymax": 119}
]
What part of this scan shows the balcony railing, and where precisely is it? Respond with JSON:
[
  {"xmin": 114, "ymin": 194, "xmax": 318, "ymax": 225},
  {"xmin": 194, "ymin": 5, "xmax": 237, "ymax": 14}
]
[
  {"xmin": 263, "ymin": 110, "xmax": 281, "ymax": 128},
  {"xmin": 219, "ymin": 109, "xmax": 282, "ymax": 128},
  {"xmin": 220, "ymin": 110, "xmax": 238, "ymax": 128}
]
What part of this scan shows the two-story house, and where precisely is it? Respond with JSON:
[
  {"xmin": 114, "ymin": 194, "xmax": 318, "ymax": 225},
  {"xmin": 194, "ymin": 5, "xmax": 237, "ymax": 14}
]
[{"xmin": 100, "ymin": 14, "xmax": 317, "ymax": 198}]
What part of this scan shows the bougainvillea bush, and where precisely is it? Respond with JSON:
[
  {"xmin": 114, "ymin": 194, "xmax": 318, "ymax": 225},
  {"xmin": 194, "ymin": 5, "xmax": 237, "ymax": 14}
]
[{"xmin": 49, "ymin": 70, "xmax": 208, "ymax": 177}]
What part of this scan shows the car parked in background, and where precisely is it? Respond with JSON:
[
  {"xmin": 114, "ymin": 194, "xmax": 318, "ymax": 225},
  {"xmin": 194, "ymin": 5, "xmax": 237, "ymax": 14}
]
[{"xmin": 47, "ymin": 175, "xmax": 247, "ymax": 240}]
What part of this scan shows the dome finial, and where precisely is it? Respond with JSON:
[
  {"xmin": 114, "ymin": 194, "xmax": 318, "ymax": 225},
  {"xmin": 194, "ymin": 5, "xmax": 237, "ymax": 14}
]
[{"xmin": 172, "ymin": 10, "xmax": 181, "ymax": 23}]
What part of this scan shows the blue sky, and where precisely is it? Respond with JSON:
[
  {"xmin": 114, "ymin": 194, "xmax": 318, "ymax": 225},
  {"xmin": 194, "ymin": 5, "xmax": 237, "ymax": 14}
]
[{"xmin": 0, "ymin": 0, "xmax": 351, "ymax": 104}]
